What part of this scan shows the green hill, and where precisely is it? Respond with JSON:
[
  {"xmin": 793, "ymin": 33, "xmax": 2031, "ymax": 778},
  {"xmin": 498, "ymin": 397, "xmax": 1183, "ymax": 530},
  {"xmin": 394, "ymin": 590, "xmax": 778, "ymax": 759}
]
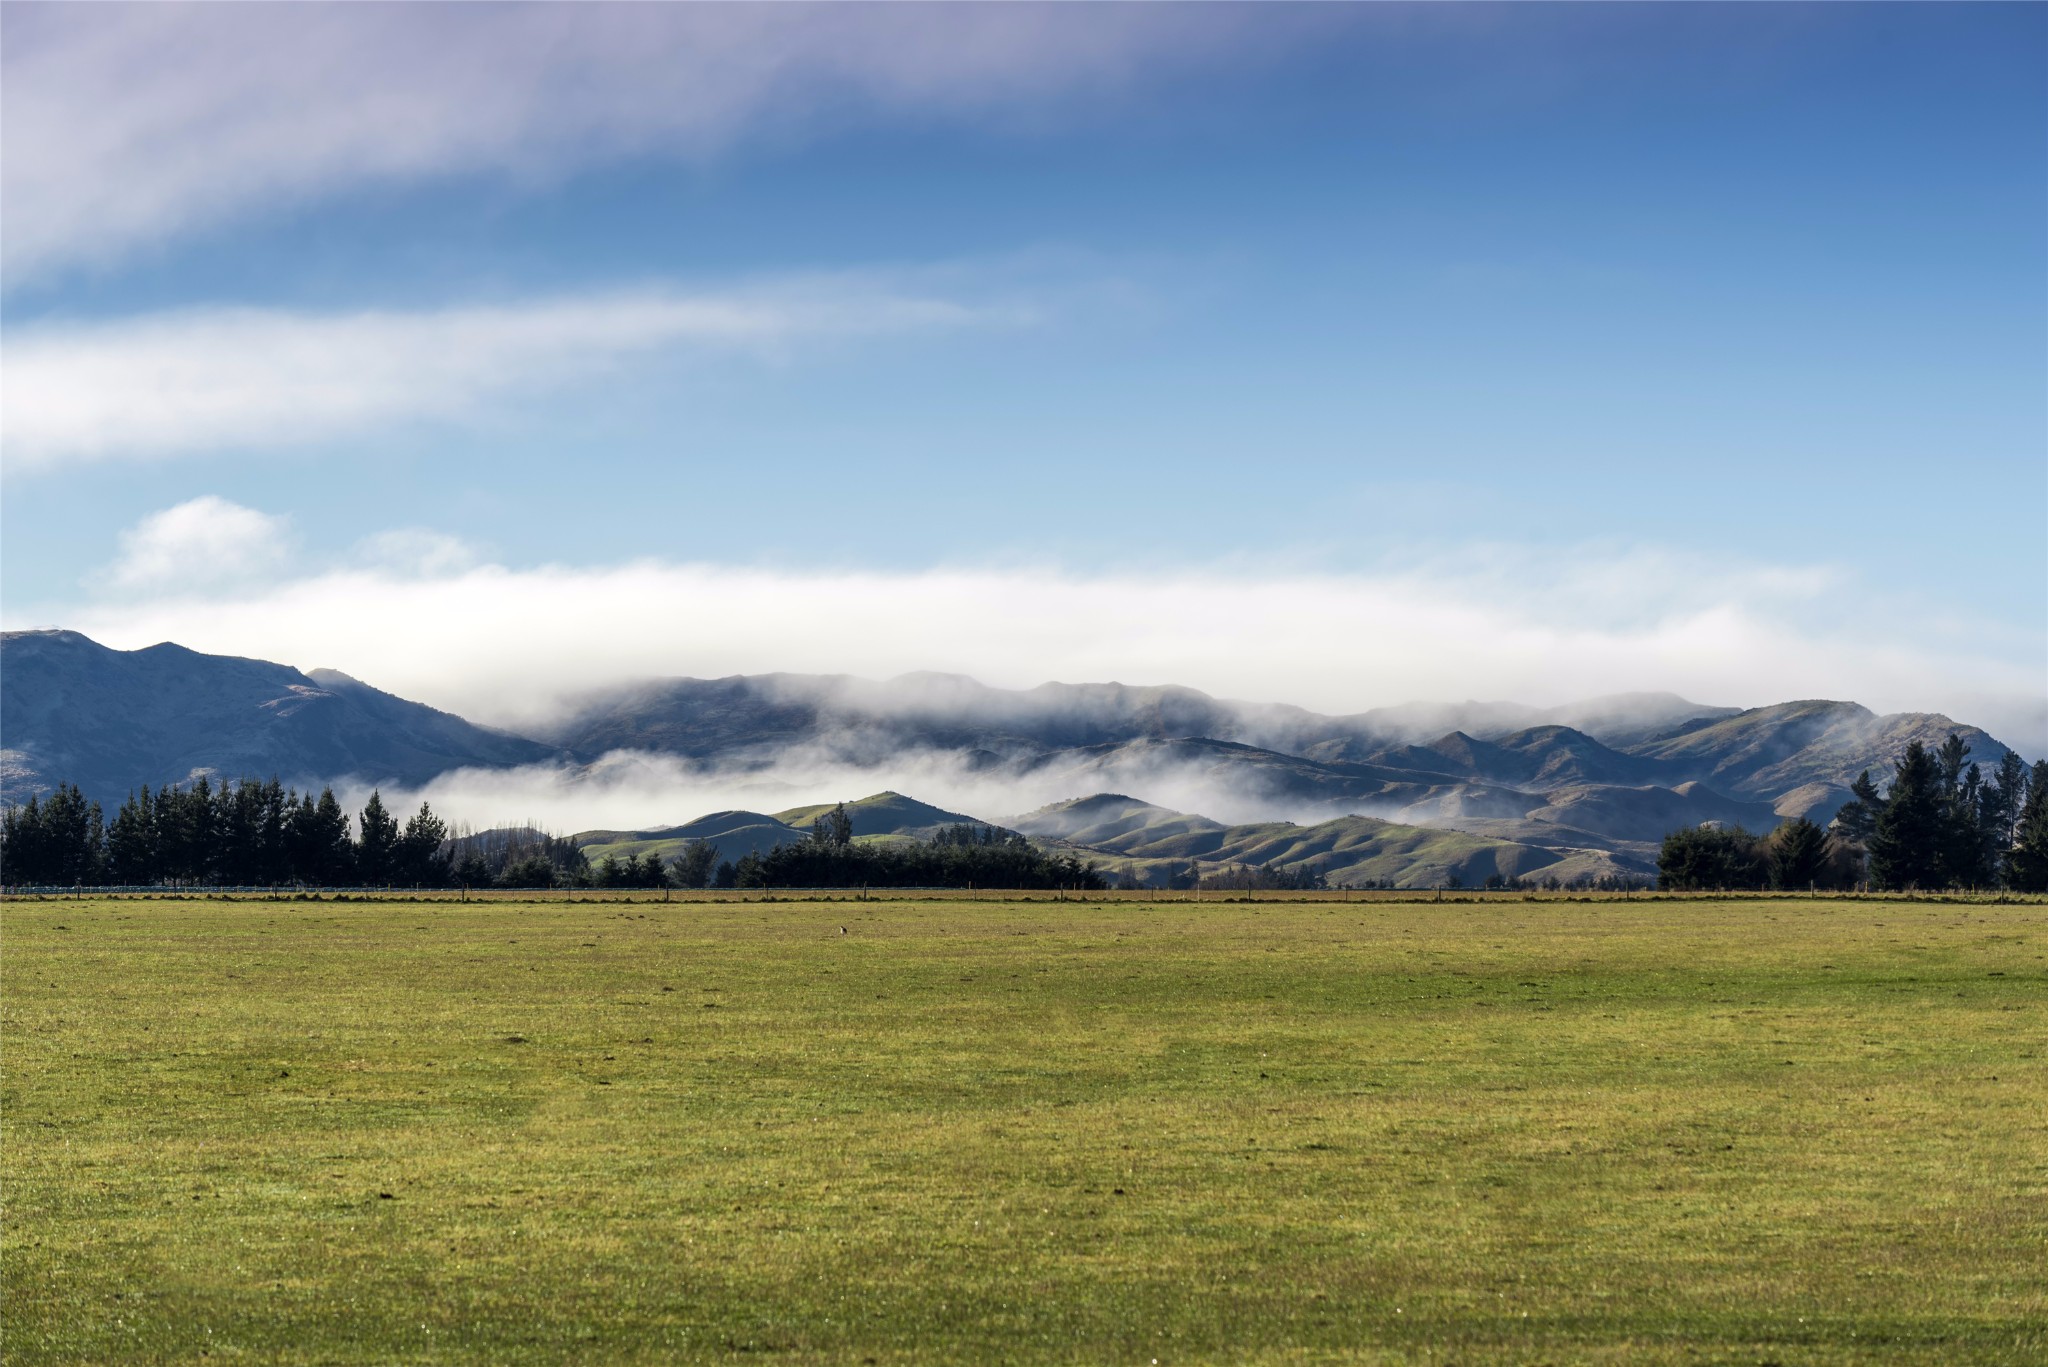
[
  {"xmin": 574, "ymin": 809, "xmax": 806, "ymax": 867},
  {"xmin": 772, "ymin": 791, "xmax": 992, "ymax": 839},
  {"xmin": 1012, "ymin": 793, "xmax": 1577, "ymax": 889}
]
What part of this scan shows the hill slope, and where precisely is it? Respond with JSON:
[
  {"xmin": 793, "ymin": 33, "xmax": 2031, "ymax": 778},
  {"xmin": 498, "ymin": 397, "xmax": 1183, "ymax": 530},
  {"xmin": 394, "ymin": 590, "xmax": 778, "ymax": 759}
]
[
  {"xmin": 573, "ymin": 810, "xmax": 808, "ymax": 867},
  {"xmin": 0, "ymin": 630, "xmax": 558, "ymax": 807},
  {"xmin": 1625, "ymin": 701, "xmax": 2015, "ymax": 797},
  {"xmin": 1010, "ymin": 793, "xmax": 1586, "ymax": 889},
  {"xmin": 771, "ymin": 791, "xmax": 988, "ymax": 840}
]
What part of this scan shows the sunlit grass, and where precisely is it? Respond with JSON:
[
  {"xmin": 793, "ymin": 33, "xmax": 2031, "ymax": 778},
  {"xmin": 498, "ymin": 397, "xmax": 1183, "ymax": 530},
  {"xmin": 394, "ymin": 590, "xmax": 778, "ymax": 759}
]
[{"xmin": 4, "ymin": 895, "xmax": 2043, "ymax": 1363}]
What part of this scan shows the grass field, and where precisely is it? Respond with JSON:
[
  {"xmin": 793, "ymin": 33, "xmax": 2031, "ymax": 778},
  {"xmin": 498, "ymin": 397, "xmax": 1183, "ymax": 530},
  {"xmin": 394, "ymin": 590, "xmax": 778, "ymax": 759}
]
[{"xmin": 4, "ymin": 894, "xmax": 2044, "ymax": 1364}]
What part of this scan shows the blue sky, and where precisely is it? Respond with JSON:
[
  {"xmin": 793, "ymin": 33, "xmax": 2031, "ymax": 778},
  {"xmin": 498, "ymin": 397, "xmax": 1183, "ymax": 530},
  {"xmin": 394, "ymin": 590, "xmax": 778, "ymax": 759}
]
[{"xmin": 2, "ymin": 3, "xmax": 2043, "ymax": 747}]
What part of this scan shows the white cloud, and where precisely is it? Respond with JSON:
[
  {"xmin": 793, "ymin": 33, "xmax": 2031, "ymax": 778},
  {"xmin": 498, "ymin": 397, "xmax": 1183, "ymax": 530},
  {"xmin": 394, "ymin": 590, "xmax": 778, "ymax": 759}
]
[
  {"xmin": 332, "ymin": 743, "xmax": 1358, "ymax": 843},
  {"xmin": 1, "ymin": 3, "xmax": 1308, "ymax": 281},
  {"xmin": 95, "ymin": 495, "xmax": 292, "ymax": 594},
  {"xmin": 34, "ymin": 535, "xmax": 2046, "ymax": 759},
  {"xmin": 0, "ymin": 276, "xmax": 1019, "ymax": 469},
  {"xmin": 352, "ymin": 529, "xmax": 482, "ymax": 578}
]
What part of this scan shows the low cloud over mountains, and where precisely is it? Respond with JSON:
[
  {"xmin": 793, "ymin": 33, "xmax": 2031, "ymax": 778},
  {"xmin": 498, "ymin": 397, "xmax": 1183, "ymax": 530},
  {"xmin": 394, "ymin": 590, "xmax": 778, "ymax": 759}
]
[{"xmin": 1, "ymin": 628, "xmax": 2021, "ymax": 886}]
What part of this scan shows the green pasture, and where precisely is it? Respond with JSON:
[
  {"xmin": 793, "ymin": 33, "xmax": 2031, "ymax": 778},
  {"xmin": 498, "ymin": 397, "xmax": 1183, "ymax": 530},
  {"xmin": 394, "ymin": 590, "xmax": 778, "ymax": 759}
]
[{"xmin": 4, "ymin": 894, "xmax": 2044, "ymax": 1364}]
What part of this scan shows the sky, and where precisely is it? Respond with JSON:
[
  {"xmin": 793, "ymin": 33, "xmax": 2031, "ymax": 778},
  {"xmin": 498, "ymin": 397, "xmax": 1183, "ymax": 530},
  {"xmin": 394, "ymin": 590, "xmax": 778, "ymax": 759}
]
[{"xmin": 3, "ymin": 2, "xmax": 2044, "ymax": 752}]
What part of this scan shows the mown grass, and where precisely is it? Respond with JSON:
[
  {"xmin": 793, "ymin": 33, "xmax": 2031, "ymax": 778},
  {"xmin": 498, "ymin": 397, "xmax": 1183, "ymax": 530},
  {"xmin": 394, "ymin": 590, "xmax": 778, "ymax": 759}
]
[{"xmin": 4, "ymin": 895, "xmax": 2044, "ymax": 1364}]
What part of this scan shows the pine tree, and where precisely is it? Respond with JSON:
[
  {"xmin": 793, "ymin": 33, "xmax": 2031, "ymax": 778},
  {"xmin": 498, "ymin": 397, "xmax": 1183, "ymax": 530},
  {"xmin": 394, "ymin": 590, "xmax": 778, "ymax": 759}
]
[
  {"xmin": 1942, "ymin": 760, "xmax": 1990, "ymax": 889},
  {"xmin": 674, "ymin": 840, "xmax": 718, "ymax": 889},
  {"xmin": 106, "ymin": 786, "xmax": 160, "ymax": 884},
  {"xmin": 155, "ymin": 779, "xmax": 216, "ymax": 884},
  {"xmin": 1869, "ymin": 741, "xmax": 1945, "ymax": 890},
  {"xmin": 811, "ymin": 803, "xmax": 855, "ymax": 849},
  {"xmin": 0, "ymin": 791, "xmax": 102, "ymax": 885},
  {"xmin": 2008, "ymin": 761, "xmax": 2048, "ymax": 893},
  {"xmin": 355, "ymin": 791, "xmax": 399, "ymax": 885},
  {"xmin": 1982, "ymin": 752, "xmax": 2030, "ymax": 884},
  {"xmin": 304, "ymin": 789, "xmax": 355, "ymax": 885},
  {"xmin": 395, "ymin": 802, "xmax": 449, "ymax": 886},
  {"xmin": 1831, "ymin": 770, "xmax": 1883, "ymax": 846},
  {"xmin": 1767, "ymin": 817, "xmax": 1829, "ymax": 890},
  {"xmin": 1, "ymin": 796, "xmax": 48, "ymax": 884}
]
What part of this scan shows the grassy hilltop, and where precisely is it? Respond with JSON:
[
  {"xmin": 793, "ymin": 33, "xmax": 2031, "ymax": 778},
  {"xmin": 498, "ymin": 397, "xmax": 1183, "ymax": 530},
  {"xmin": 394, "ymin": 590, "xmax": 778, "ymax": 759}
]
[{"xmin": 5, "ymin": 894, "xmax": 2044, "ymax": 1364}]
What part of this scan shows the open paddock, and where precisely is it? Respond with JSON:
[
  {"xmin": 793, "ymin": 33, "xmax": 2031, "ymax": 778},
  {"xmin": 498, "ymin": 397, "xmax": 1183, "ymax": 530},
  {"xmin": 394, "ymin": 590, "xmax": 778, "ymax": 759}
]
[{"xmin": 4, "ymin": 894, "xmax": 2043, "ymax": 1363}]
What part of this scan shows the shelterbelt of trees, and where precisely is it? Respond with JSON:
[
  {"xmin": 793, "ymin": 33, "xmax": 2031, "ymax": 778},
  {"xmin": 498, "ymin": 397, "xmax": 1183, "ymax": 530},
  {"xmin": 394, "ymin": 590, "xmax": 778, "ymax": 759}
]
[
  {"xmin": 1657, "ymin": 738, "xmax": 2048, "ymax": 892},
  {"xmin": 0, "ymin": 778, "xmax": 447, "ymax": 889},
  {"xmin": 0, "ymin": 782, "xmax": 1107, "ymax": 892}
]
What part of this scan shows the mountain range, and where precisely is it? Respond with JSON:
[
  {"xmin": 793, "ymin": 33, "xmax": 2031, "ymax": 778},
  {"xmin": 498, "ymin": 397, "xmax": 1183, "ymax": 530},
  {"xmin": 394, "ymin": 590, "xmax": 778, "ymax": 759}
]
[{"xmin": 1, "ymin": 628, "xmax": 2020, "ymax": 885}]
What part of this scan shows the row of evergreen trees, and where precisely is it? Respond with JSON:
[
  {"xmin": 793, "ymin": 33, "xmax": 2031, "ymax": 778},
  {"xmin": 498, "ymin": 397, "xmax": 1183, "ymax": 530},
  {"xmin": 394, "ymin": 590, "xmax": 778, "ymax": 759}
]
[
  {"xmin": 0, "ymin": 779, "xmax": 448, "ymax": 888},
  {"xmin": 0, "ymin": 785, "xmax": 1107, "ymax": 893},
  {"xmin": 1658, "ymin": 740, "xmax": 2048, "ymax": 892}
]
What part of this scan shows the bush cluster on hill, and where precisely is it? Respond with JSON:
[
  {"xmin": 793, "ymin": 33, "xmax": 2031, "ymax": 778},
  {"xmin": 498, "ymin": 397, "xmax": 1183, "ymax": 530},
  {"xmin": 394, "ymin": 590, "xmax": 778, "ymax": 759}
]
[
  {"xmin": 709, "ymin": 812, "xmax": 1105, "ymax": 891},
  {"xmin": 1658, "ymin": 738, "xmax": 2048, "ymax": 892}
]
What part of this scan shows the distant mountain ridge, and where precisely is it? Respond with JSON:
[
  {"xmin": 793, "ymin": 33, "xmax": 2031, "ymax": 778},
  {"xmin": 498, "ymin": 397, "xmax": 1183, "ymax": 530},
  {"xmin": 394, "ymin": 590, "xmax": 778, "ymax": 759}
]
[
  {"xmin": 531, "ymin": 672, "xmax": 1742, "ymax": 767},
  {"xmin": 2, "ymin": 630, "xmax": 2018, "ymax": 886},
  {"xmin": 0, "ymin": 629, "xmax": 559, "ymax": 806}
]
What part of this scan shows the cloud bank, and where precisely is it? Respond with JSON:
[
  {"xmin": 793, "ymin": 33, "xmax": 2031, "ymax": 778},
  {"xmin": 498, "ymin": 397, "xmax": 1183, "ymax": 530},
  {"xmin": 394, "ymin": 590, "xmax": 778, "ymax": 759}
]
[
  {"xmin": 1, "ymin": 275, "xmax": 1020, "ymax": 469},
  {"xmin": 24, "ymin": 519, "xmax": 2044, "ymax": 760},
  {"xmin": 333, "ymin": 742, "xmax": 1356, "ymax": 843},
  {"xmin": 2, "ymin": 2, "xmax": 1306, "ymax": 282}
]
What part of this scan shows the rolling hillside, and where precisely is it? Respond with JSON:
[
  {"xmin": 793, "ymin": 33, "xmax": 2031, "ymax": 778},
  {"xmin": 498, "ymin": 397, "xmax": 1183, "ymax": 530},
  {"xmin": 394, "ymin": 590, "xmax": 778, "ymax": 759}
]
[
  {"xmin": 1625, "ymin": 701, "xmax": 2016, "ymax": 798},
  {"xmin": 771, "ymin": 791, "xmax": 986, "ymax": 840},
  {"xmin": 0, "ymin": 629, "xmax": 557, "ymax": 807},
  {"xmin": 572, "ymin": 809, "xmax": 809, "ymax": 867},
  {"xmin": 1010, "ymin": 793, "xmax": 1592, "ymax": 889}
]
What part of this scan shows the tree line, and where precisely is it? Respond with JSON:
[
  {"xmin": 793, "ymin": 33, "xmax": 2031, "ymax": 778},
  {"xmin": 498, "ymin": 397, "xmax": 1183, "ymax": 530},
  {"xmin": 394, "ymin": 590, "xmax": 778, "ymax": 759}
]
[
  {"xmin": 0, "ymin": 785, "xmax": 1105, "ymax": 892},
  {"xmin": 0, "ymin": 778, "xmax": 448, "ymax": 888},
  {"xmin": 1658, "ymin": 739, "xmax": 2048, "ymax": 892}
]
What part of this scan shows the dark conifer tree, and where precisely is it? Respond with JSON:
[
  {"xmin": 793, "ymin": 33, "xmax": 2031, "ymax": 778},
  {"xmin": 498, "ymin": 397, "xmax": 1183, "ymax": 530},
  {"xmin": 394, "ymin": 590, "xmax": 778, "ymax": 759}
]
[
  {"xmin": 303, "ymin": 788, "xmax": 356, "ymax": 884},
  {"xmin": 1942, "ymin": 760, "xmax": 1990, "ymax": 889},
  {"xmin": 673, "ymin": 840, "xmax": 717, "ymax": 889},
  {"xmin": 0, "ymin": 787, "xmax": 105, "ymax": 885},
  {"xmin": 1766, "ymin": 817, "xmax": 1830, "ymax": 890},
  {"xmin": 2007, "ymin": 761, "xmax": 2048, "ymax": 893},
  {"xmin": 1869, "ymin": 741, "xmax": 1945, "ymax": 890},
  {"xmin": 155, "ymin": 778, "xmax": 216, "ymax": 884},
  {"xmin": 395, "ymin": 802, "xmax": 449, "ymax": 886},
  {"xmin": 105, "ymin": 786, "xmax": 159, "ymax": 884},
  {"xmin": 1981, "ymin": 752, "xmax": 2030, "ymax": 883},
  {"xmin": 355, "ymin": 791, "xmax": 399, "ymax": 885},
  {"xmin": 1832, "ymin": 770, "xmax": 1883, "ymax": 846},
  {"xmin": 732, "ymin": 850, "xmax": 767, "ymax": 888}
]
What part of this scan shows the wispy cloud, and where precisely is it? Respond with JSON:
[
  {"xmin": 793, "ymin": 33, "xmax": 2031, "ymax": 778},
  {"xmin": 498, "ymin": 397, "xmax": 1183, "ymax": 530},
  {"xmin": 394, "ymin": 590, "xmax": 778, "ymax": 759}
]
[
  {"xmin": 2, "ymin": 3, "xmax": 1309, "ymax": 282},
  {"xmin": 1, "ymin": 276, "xmax": 1022, "ymax": 469},
  {"xmin": 34, "ymin": 513, "xmax": 2047, "ymax": 758},
  {"xmin": 94, "ymin": 495, "xmax": 292, "ymax": 594}
]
